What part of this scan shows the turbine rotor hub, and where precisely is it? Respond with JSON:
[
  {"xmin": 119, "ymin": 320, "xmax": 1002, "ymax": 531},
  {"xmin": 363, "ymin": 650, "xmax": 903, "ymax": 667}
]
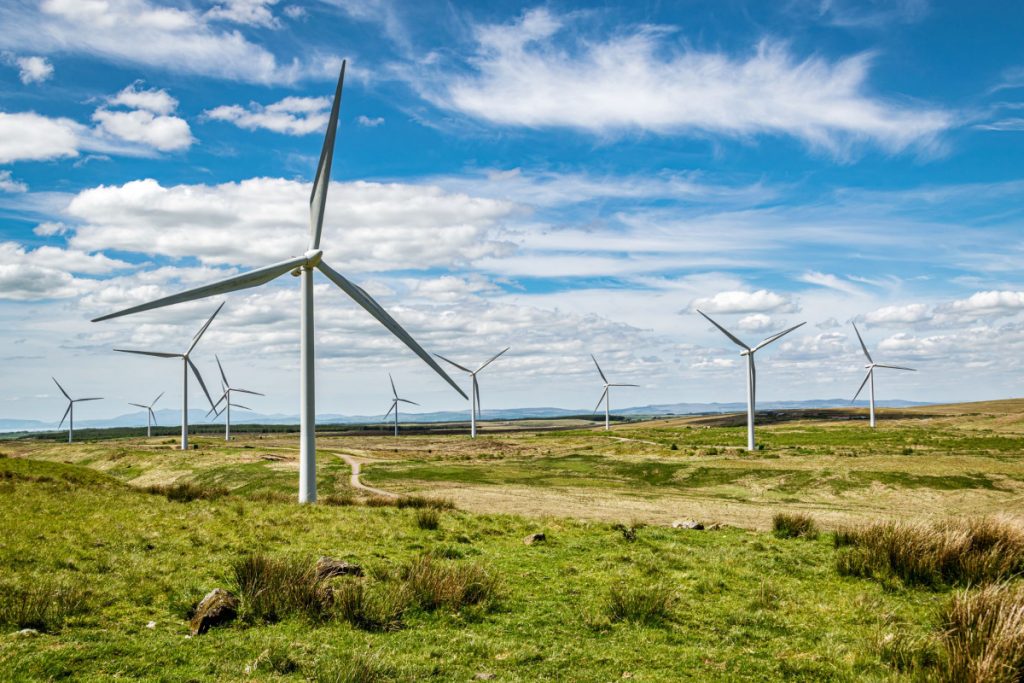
[{"xmin": 304, "ymin": 249, "xmax": 324, "ymax": 268}]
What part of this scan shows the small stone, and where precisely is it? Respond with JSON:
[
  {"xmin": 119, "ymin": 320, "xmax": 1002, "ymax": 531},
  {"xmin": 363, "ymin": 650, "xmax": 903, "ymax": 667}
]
[
  {"xmin": 315, "ymin": 557, "xmax": 363, "ymax": 580},
  {"xmin": 146, "ymin": 621, "xmax": 156, "ymax": 629},
  {"xmin": 189, "ymin": 588, "xmax": 238, "ymax": 636},
  {"xmin": 523, "ymin": 532, "xmax": 546, "ymax": 545},
  {"xmin": 14, "ymin": 628, "xmax": 39, "ymax": 638},
  {"xmin": 474, "ymin": 674, "xmax": 495, "ymax": 680},
  {"xmin": 672, "ymin": 519, "xmax": 704, "ymax": 530}
]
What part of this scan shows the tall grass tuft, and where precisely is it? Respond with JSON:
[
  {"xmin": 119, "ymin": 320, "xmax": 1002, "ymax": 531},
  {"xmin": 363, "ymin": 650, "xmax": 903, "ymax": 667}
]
[
  {"xmin": 937, "ymin": 583, "xmax": 1024, "ymax": 682},
  {"xmin": 232, "ymin": 553, "xmax": 331, "ymax": 623},
  {"xmin": 396, "ymin": 495, "xmax": 455, "ymax": 510},
  {"xmin": 314, "ymin": 651, "xmax": 395, "ymax": 683},
  {"xmin": 604, "ymin": 580, "xmax": 675, "ymax": 625},
  {"xmin": 400, "ymin": 555, "xmax": 498, "ymax": 611},
  {"xmin": 0, "ymin": 576, "xmax": 89, "ymax": 632},
  {"xmin": 773, "ymin": 512, "xmax": 819, "ymax": 539},
  {"xmin": 415, "ymin": 508, "xmax": 440, "ymax": 530},
  {"xmin": 835, "ymin": 517, "xmax": 1024, "ymax": 587},
  {"xmin": 332, "ymin": 579, "xmax": 407, "ymax": 632},
  {"xmin": 144, "ymin": 481, "xmax": 228, "ymax": 502}
]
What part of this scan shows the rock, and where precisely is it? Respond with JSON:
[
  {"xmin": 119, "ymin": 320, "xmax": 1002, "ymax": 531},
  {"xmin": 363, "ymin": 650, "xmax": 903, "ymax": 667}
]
[
  {"xmin": 146, "ymin": 621, "xmax": 156, "ymax": 629},
  {"xmin": 473, "ymin": 674, "xmax": 495, "ymax": 680},
  {"xmin": 523, "ymin": 532, "xmax": 546, "ymax": 545},
  {"xmin": 315, "ymin": 557, "xmax": 363, "ymax": 580},
  {"xmin": 672, "ymin": 519, "xmax": 704, "ymax": 530},
  {"xmin": 189, "ymin": 588, "xmax": 238, "ymax": 635},
  {"xmin": 14, "ymin": 628, "xmax": 39, "ymax": 638}
]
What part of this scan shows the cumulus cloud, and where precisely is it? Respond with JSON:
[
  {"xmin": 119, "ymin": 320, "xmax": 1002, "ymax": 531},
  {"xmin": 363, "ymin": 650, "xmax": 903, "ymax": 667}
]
[
  {"xmin": 690, "ymin": 289, "xmax": 798, "ymax": 314},
  {"xmin": 14, "ymin": 55, "xmax": 54, "ymax": 84},
  {"xmin": 408, "ymin": 8, "xmax": 951, "ymax": 155},
  {"xmin": 92, "ymin": 83, "xmax": 193, "ymax": 152},
  {"xmin": 947, "ymin": 291, "xmax": 1024, "ymax": 316},
  {"xmin": 107, "ymin": 82, "xmax": 178, "ymax": 115},
  {"xmin": 357, "ymin": 115, "xmax": 385, "ymax": 127},
  {"xmin": 737, "ymin": 313, "xmax": 774, "ymax": 332},
  {"xmin": 0, "ymin": 170, "xmax": 27, "ymax": 193},
  {"xmin": 205, "ymin": 0, "xmax": 281, "ymax": 28},
  {"xmin": 863, "ymin": 303, "xmax": 932, "ymax": 324},
  {"xmin": 205, "ymin": 96, "xmax": 330, "ymax": 135},
  {"xmin": 0, "ymin": 111, "xmax": 83, "ymax": 163},
  {"xmin": 0, "ymin": 241, "xmax": 132, "ymax": 301}
]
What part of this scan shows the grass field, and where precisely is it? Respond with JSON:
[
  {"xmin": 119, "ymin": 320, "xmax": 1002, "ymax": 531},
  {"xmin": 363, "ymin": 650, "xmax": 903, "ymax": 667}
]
[{"xmin": 3, "ymin": 400, "xmax": 1024, "ymax": 680}]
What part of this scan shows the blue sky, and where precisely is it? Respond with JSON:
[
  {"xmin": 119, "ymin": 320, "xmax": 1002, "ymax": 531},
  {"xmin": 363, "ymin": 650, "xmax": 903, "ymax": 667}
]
[{"xmin": 1, "ymin": 0, "xmax": 1023, "ymax": 422}]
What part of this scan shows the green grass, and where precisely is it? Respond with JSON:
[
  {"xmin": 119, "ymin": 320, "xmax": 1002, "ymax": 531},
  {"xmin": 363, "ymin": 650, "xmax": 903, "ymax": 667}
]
[{"xmin": 0, "ymin": 456, "xmax": 958, "ymax": 681}]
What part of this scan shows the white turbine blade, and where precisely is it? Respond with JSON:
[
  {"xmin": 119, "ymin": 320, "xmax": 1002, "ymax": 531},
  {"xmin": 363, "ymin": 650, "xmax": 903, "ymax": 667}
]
[
  {"xmin": 51, "ymin": 377, "xmax": 70, "ymax": 400},
  {"xmin": 383, "ymin": 402, "xmax": 396, "ymax": 420},
  {"xmin": 434, "ymin": 353, "xmax": 472, "ymax": 374},
  {"xmin": 752, "ymin": 321, "xmax": 806, "ymax": 353},
  {"xmin": 473, "ymin": 375, "xmax": 481, "ymax": 415},
  {"xmin": 397, "ymin": 398, "xmax": 419, "ymax": 405},
  {"xmin": 115, "ymin": 349, "xmax": 182, "ymax": 359},
  {"xmin": 593, "ymin": 387, "xmax": 608, "ymax": 413},
  {"xmin": 150, "ymin": 408, "xmax": 157, "ymax": 426},
  {"xmin": 91, "ymin": 255, "xmax": 308, "ymax": 322},
  {"xmin": 151, "ymin": 391, "xmax": 164, "ymax": 407},
  {"xmin": 230, "ymin": 403, "xmax": 251, "ymax": 411},
  {"xmin": 206, "ymin": 392, "xmax": 226, "ymax": 417},
  {"xmin": 233, "ymin": 388, "xmax": 264, "ymax": 396},
  {"xmin": 215, "ymin": 354, "xmax": 229, "ymax": 388},
  {"xmin": 875, "ymin": 363, "xmax": 916, "ymax": 371},
  {"xmin": 58, "ymin": 403, "xmax": 71, "ymax": 429},
  {"xmin": 852, "ymin": 322, "xmax": 873, "ymax": 363},
  {"xmin": 128, "ymin": 403, "xmax": 148, "ymax": 409},
  {"xmin": 476, "ymin": 347, "xmax": 509, "ymax": 373},
  {"xmin": 317, "ymin": 260, "xmax": 468, "ymax": 400},
  {"xmin": 309, "ymin": 60, "xmax": 346, "ymax": 251},
  {"xmin": 852, "ymin": 369, "xmax": 872, "ymax": 403},
  {"xmin": 591, "ymin": 354, "xmax": 608, "ymax": 383},
  {"xmin": 610, "ymin": 383, "xmax": 640, "ymax": 387},
  {"xmin": 186, "ymin": 358, "xmax": 216, "ymax": 409},
  {"xmin": 697, "ymin": 310, "xmax": 750, "ymax": 351},
  {"xmin": 76, "ymin": 397, "xmax": 103, "ymax": 402},
  {"xmin": 389, "ymin": 372, "xmax": 397, "ymax": 399},
  {"xmin": 187, "ymin": 301, "xmax": 225, "ymax": 355}
]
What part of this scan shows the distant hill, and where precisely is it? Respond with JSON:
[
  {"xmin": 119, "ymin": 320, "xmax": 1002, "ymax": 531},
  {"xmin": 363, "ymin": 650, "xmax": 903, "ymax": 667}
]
[{"xmin": 0, "ymin": 398, "xmax": 931, "ymax": 433}]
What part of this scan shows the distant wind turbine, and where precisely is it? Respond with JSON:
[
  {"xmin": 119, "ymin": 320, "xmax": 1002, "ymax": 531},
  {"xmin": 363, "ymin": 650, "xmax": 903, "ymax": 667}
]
[
  {"xmin": 591, "ymin": 355, "xmax": 638, "ymax": 431},
  {"xmin": 90, "ymin": 61, "xmax": 466, "ymax": 503},
  {"xmin": 52, "ymin": 378, "xmax": 101, "ymax": 444},
  {"xmin": 128, "ymin": 392, "xmax": 164, "ymax": 438},
  {"xmin": 851, "ymin": 322, "xmax": 916, "ymax": 428},
  {"xmin": 383, "ymin": 373, "xmax": 418, "ymax": 437},
  {"xmin": 113, "ymin": 303, "xmax": 222, "ymax": 451},
  {"xmin": 698, "ymin": 310, "xmax": 805, "ymax": 451},
  {"xmin": 435, "ymin": 348, "xmax": 509, "ymax": 438},
  {"xmin": 208, "ymin": 355, "xmax": 264, "ymax": 441}
]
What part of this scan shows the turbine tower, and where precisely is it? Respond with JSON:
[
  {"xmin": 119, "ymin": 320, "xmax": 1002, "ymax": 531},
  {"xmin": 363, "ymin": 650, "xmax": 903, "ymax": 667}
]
[
  {"xmin": 698, "ymin": 310, "xmax": 805, "ymax": 451},
  {"xmin": 91, "ymin": 61, "xmax": 466, "ymax": 503},
  {"xmin": 52, "ymin": 378, "xmax": 101, "ymax": 444},
  {"xmin": 208, "ymin": 355, "xmax": 264, "ymax": 441},
  {"xmin": 128, "ymin": 391, "xmax": 164, "ymax": 438},
  {"xmin": 591, "ymin": 355, "xmax": 638, "ymax": 431},
  {"xmin": 383, "ymin": 373, "xmax": 418, "ymax": 437},
  {"xmin": 113, "ymin": 303, "xmax": 223, "ymax": 450},
  {"xmin": 851, "ymin": 322, "xmax": 916, "ymax": 428},
  {"xmin": 435, "ymin": 348, "xmax": 509, "ymax": 439}
]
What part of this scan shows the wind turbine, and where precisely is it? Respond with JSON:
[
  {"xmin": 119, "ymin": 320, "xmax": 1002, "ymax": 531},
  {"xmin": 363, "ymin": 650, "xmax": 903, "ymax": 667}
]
[
  {"xmin": 591, "ymin": 355, "xmax": 638, "ymax": 431},
  {"xmin": 435, "ymin": 348, "xmax": 509, "ymax": 438},
  {"xmin": 383, "ymin": 373, "xmax": 418, "ymax": 437},
  {"xmin": 851, "ymin": 323, "xmax": 916, "ymax": 428},
  {"xmin": 112, "ymin": 303, "xmax": 222, "ymax": 451},
  {"xmin": 90, "ymin": 61, "xmax": 466, "ymax": 503},
  {"xmin": 697, "ymin": 310, "xmax": 805, "ymax": 451},
  {"xmin": 128, "ymin": 392, "xmax": 164, "ymax": 438},
  {"xmin": 52, "ymin": 378, "xmax": 101, "ymax": 444},
  {"xmin": 208, "ymin": 355, "xmax": 264, "ymax": 441}
]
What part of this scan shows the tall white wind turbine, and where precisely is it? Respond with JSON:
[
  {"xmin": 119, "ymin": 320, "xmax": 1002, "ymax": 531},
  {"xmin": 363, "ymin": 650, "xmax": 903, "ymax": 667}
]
[
  {"xmin": 113, "ymin": 303, "xmax": 223, "ymax": 451},
  {"xmin": 591, "ymin": 355, "xmax": 638, "ymax": 431},
  {"xmin": 851, "ymin": 323, "xmax": 916, "ymax": 428},
  {"xmin": 128, "ymin": 391, "xmax": 164, "ymax": 438},
  {"xmin": 383, "ymin": 373, "xmax": 418, "ymax": 437},
  {"xmin": 91, "ymin": 62, "xmax": 466, "ymax": 503},
  {"xmin": 698, "ymin": 310, "xmax": 805, "ymax": 451},
  {"xmin": 435, "ymin": 348, "xmax": 509, "ymax": 439},
  {"xmin": 208, "ymin": 355, "xmax": 264, "ymax": 441},
  {"xmin": 53, "ymin": 378, "xmax": 102, "ymax": 444}
]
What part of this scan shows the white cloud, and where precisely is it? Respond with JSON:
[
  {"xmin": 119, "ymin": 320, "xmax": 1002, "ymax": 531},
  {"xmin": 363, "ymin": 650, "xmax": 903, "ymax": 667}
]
[
  {"xmin": 283, "ymin": 6, "xmax": 306, "ymax": 20},
  {"xmin": 205, "ymin": 0, "xmax": 281, "ymax": 28},
  {"xmin": 0, "ymin": 170, "xmax": 27, "ymax": 193},
  {"xmin": 863, "ymin": 303, "xmax": 932, "ymax": 324},
  {"xmin": 0, "ymin": 241, "xmax": 131, "ymax": 301},
  {"xmin": 691, "ymin": 289, "xmax": 798, "ymax": 314},
  {"xmin": 357, "ymin": 115, "xmax": 385, "ymax": 127},
  {"xmin": 205, "ymin": 96, "xmax": 330, "ymax": 135},
  {"xmin": 409, "ymin": 8, "xmax": 951, "ymax": 155},
  {"xmin": 737, "ymin": 313, "xmax": 773, "ymax": 332},
  {"xmin": 0, "ymin": 112, "xmax": 83, "ymax": 163},
  {"xmin": 15, "ymin": 55, "xmax": 54, "ymax": 84},
  {"xmin": 92, "ymin": 108, "xmax": 193, "ymax": 152},
  {"xmin": 798, "ymin": 271, "xmax": 863, "ymax": 295},
  {"xmin": 33, "ymin": 222, "xmax": 69, "ymax": 236},
  {"xmin": 947, "ymin": 291, "xmax": 1024, "ymax": 316},
  {"xmin": 691, "ymin": 357, "xmax": 736, "ymax": 369},
  {"xmin": 107, "ymin": 82, "xmax": 178, "ymax": 115}
]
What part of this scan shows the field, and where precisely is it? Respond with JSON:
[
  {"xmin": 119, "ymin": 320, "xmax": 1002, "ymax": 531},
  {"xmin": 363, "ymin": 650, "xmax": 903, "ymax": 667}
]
[{"xmin": 3, "ymin": 400, "xmax": 1024, "ymax": 680}]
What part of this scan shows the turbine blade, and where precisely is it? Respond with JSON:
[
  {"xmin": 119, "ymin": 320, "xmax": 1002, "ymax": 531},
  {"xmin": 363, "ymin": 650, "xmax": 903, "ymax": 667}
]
[
  {"xmin": 397, "ymin": 399, "xmax": 419, "ymax": 406},
  {"xmin": 128, "ymin": 403, "xmax": 148, "ymax": 409},
  {"xmin": 51, "ymin": 377, "xmax": 70, "ymax": 400},
  {"xmin": 852, "ymin": 369, "xmax": 872, "ymax": 403},
  {"xmin": 476, "ymin": 347, "xmax": 509, "ymax": 373},
  {"xmin": 76, "ymin": 398, "xmax": 103, "ymax": 402},
  {"xmin": 187, "ymin": 301, "xmax": 225, "ymax": 355},
  {"xmin": 232, "ymin": 388, "xmax": 264, "ymax": 396},
  {"xmin": 875, "ymin": 364, "xmax": 916, "ymax": 372},
  {"xmin": 593, "ymin": 387, "xmax": 608, "ymax": 413},
  {"xmin": 151, "ymin": 391, "xmax": 164, "ymax": 407},
  {"xmin": 610, "ymin": 383, "xmax": 640, "ymax": 387},
  {"xmin": 187, "ymin": 358, "xmax": 216, "ymax": 410},
  {"xmin": 389, "ymin": 372, "xmax": 397, "ymax": 399},
  {"xmin": 208, "ymin": 392, "xmax": 227, "ymax": 415},
  {"xmin": 852, "ymin": 322, "xmax": 873, "ymax": 363},
  {"xmin": 473, "ymin": 375, "xmax": 481, "ymax": 416},
  {"xmin": 591, "ymin": 354, "xmax": 608, "ymax": 383},
  {"xmin": 150, "ymin": 408, "xmax": 157, "ymax": 426},
  {"xmin": 434, "ymin": 353, "xmax": 472, "ymax": 374},
  {"xmin": 58, "ymin": 403, "xmax": 71, "ymax": 429},
  {"xmin": 751, "ymin": 358, "xmax": 757, "ymax": 409},
  {"xmin": 230, "ymin": 403, "xmax": 251, "ymax": 411},
  {"xmin": 317, "ymin": 260, "xmax": 468, "ymax": 400},
  {"xmin": 697, "ymin": 310, "xmax": 750, "ymax": 351},
  {"xmin": 309, "ymin": 60, "xmax": 346, "ymax": 251},
  {"xmin": 115, "ymin": 349, "xmax": 182, "ymax": 359},
  {"xmin": 215, "ymin": 354, "xmax": 229, "ymax": 388},
  {"xmin": 752, "ymin": 321, "xmax": 807, "ymax": 352},
  {"xmin": 383, "ymin": 402, "xmax": 396, "ymax": 420},
  {"xmin": 91, "ymin": 255, "xmax": 308, "ymax": 322}
]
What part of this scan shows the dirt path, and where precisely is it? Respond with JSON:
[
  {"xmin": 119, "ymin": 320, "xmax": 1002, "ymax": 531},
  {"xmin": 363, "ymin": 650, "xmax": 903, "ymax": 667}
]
[{"xmin": 327, "ymin": 450, "xmax": 398, "ymax": 498}]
